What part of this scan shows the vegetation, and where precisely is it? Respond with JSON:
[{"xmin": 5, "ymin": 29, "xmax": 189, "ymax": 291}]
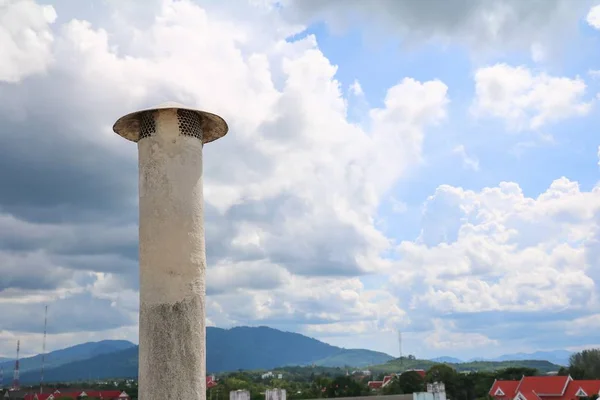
[
  {"xmin": 18, "ymin": 327, "xmax": 392, "ymax": 384},
  {"xmin": 382, "ymin": 371, "xmax": 424, "ymax": 395},
  {"xmin": 9, "ymin": 380, "xmax": 138, "ymax": 400},
  {"xmin": 206, "ymin": 326, "xmax": 392, "ymax": 371},
  {"xmin": 11, "ymin": 347, "xmax": 599, "ymax": 400},
  {"xmin": 369, "ymin": 355, "xmax": 560, "ymax": 374},
  {"xmin": 558, "ymin": 349, "xmax": 600, "ymax": 379},
  {"xmin": 0, "ymin": 340, "xmax": 135, "ymax": 376},
  {"xmin": 204, "ymin": 348, "xmax": 600, "ymax": 400},
  {"xmin": 208, "ymin": 372, "xmax": 370, "ymax": 400},
  {"xmin": 313, "ymin": 349, "xmax": 394, "ymax": 368},
  {"xmin": 204, "ymin": 365, "xmax": 537, "ymax": 400}
]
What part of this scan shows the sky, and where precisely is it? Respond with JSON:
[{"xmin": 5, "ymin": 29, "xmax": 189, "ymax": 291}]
[{"xmin": 1, "ymin": 0, "xmax": 600, "ymax": 362}]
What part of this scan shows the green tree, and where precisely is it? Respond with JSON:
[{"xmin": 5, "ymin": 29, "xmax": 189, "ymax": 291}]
[
  {"xmin": 471, "ymin": 372, "xmax": 497, "ymax": 399},
  {"xmin": 569, "ymin": 349, "xmax": 600, "ymax": 379},
  {"xmin": 308, "ymin": 376, "xmax": 332, "ymax": 399},
  {"xmin": 457, "ymin": 373, "xmax": 477, "ymax": 400},
  {"xmin": 495, "ymin": 367, "xmax": 538, "ymax": 380},
  {"xmin": 383, "ymin": 371, "xmax": 424, "ymax": 395},
  {"xmin": 325, "ymin": 376, "xmax": 367, "ymax": 398},
  {"xmin": 426, "ymin": 364, "xmax": 459, "ymax": 399},
  {"xmin": 568, "ymin": 365, "xmax": 586, "ymax": 379}
]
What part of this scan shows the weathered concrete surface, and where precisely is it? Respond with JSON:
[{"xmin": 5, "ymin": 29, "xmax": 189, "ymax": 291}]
[{"xmin": 138, "ymin": 109, "xmax": 206, "ymax": 400}]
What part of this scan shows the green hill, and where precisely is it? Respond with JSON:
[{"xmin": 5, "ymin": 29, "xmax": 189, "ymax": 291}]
[
  {"xmin": 206, "ymin": 326, "xmax": 393, "ymax": 371},
  {"xmin": 18, "ymin": 326, "xmax": 393, "ymax": 383},
  {"xmin": 370, "ymin": 357, "xmax": 562, "ymax": 374},
  {"xmin": 314, "ymin": 349, "xmax": 395, "ymax": 367},
  {"xmin": 14, "ymin": 327, "xmax": 564, "ymax": 385},
  {"xmin": 0, "ymin": 340, "xmax": 135, "ymax": 374}
]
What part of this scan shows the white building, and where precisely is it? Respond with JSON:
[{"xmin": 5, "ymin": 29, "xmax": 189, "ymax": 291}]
[
  {"xmin": 265, "ymin": 388, "xmax": 286, "ymax": 400},
  {"xmin": 230, "ymin": 390, "xmax": 250, "ymax": 400}
]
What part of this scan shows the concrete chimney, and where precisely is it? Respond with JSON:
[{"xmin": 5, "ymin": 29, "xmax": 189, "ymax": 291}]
[{"xmin": 113, "ymin": 102, "xmax": 228, "ymax": 400}]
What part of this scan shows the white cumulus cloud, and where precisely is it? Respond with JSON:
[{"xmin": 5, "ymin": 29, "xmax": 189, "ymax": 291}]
[
  {"xmin": 0, "ymin": 0, "xmax": 57, "ymax": 83},
  {"xmin": 472, "ymin": 63, "xmax": 592, "ymax": 131}
]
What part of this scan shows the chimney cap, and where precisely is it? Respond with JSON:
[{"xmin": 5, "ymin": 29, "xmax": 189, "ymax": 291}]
[{"xmin": 112, "ymin": 101, "xmax": 228, "ymax": 144}]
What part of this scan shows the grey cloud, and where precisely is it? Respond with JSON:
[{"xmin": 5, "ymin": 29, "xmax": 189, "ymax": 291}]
[
  {"xmin": 0, "ymin": 250, "xmax": 76, "ymax": 291},
  {"xmin": 281, "ymin": 0, "xmax": 592, "ymax": 55},
  {"xmin": 0, "ymin": 217, "xmax": 137, "ymax": 257},
  {"xmin": 203, "ymin": 126, "xmax": 278, "ymax": 188},
  {"xmin": 52, "ymin": 253, "xmax": 137, "ymax": 274},
  {"xmin": 8, "ymin": 0, "xmax": 597, "ymax": 357},
  {"xmin": 205, "ymin": 192, "xmax": 372, "ymax": 276},
  {"xmin": 258, "ymin": 93, "xmax": 308, "ymax": 144},
  {"xmin": 207, "ymin": 264, "xmax": 290, "ymax": 296},
  {"xmin": 0, "ymin": 294, "xmax": 135, "ymax": 334},
  {"xmin": 237, "ymin": 311, "xmax": 383, "ymax": 328},
  {"xmin": 584, "ymin": 211, "xmax": 600, "ymax": 285},
  {"xmin": 448, "ymin": 309, "xmax": 593, "ymax": 330},
  {"xmin": 403, "ymin": 314, "xmax": 435, "ymax": 333},
  {"xmin": 0, "ymin": 81, "xmax": 138, "ymax": 224},
  {"xmin": 217, "ymin": 306, "xmax": 351, "ymax": 327},
  {"xmin": 437, "ymin": 310, "xmax": 596, "ymax": 350}
]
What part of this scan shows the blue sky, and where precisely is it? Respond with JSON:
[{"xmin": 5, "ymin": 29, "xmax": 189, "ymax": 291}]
[{"xmin": 1, "ymin": 0, "xmax": 600, "ymax": 362}]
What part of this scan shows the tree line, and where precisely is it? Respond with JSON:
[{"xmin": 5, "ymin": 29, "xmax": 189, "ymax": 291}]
[
  {"xmin": 207, "ymin": 348, "xmax": 600, "ymax": 400},
  {"xmin": 22, "ymin": 348, "xmax": 600, "ymax": 400}
]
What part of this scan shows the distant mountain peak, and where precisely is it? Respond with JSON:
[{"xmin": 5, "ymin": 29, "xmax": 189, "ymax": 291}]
[
  {"xmin": 15, "ymin": 326, "xmax": 393, "ymax": 384},
  {"xmin": 430, "ymin": 356, "xmax": 463, "ymax": 363},
  {"xmin": 0, "ymin": 338, "xmax": 136, "ymax": 382},
  {"xmin": 467, "ymin": 350, "xmax": 572, "ymax": 366}
]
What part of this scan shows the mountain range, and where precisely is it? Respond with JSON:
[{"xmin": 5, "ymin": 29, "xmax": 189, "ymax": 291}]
[
  {"xmin": 0, "ymin": 326, "xmax": 571, "ymax": 385},
  {"xmin": 431, "ymin": 350, "xmax": 572, "ymax": 366},
  {"xmin": 7, "ymin": 326, "xmax": 393, "ymax": 384},
  {"xmin": 0, "ymin": 340, "xmax": 136, "ymax": 384}
]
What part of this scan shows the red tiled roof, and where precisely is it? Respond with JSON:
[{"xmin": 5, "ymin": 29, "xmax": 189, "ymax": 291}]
[
  {"xmin": 563, "ymin": 380, "xmax": 600, "ymax": 399},
  {"xmin": 516, "ymin": 375, "xmax": 571, "ymax": 400},
  {"xmin": 82, "ymin": 390, "xmax": 127, "ymax": 398},
  {"xmin": 404, "ymin": 369, "xmax": 426, "ymax": 379},
  {"xmin": 368, "ymin": 375, "xmax": 394, "ymax": 390},
  {"xmin": 490, "ymin": 376, "xmax": 600, "ymax": 400},
  {"xmin": 207, "ymin": 376, "xmax": 218, "ymax": 389},
  {"xmin": 367, "ymin": 381, "xmax": 383, "ymax": 389},
  {"xmin": 23, "ymin": 390, "xmax": 129, "ymax": 400},
  {"xmin": 489, "ymin": 379, "xmax": 520, "ymax": 397}
]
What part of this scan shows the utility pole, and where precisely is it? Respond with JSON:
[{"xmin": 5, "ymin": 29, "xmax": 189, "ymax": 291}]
[
  {"xmin": 397, "ymin": 330, "xmax": 403, "ymax": 369},
  {"xmin": 40, "ymin": 305, "xmax": 48, "ymax": 394},
  {"xmin": 12, "ymin": 340, "xmax": 19, "ymax": 391}
]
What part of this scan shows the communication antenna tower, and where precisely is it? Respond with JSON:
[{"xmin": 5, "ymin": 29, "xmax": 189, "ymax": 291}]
[
  {"xmin": 12, "ymin": 340, "xmax": 19, "ymax": 390},
  {"xmin": 397, "ymin": 330, "xmax": 402, "ymax": 358},
  {"xmin": 397, "ymin": 329, "xmax": 403, "ymax": 369},
  {"xmin": 40, "ymin": 305, "xmax": 48, "ymax": 394}
]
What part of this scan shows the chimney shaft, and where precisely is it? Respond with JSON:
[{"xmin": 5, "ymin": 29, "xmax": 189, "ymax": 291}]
[{"xmin": 113, "ymin": 103, "xmax": 228, "ymax": 400}]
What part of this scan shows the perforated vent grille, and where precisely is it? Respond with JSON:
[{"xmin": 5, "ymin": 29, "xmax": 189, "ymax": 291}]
[
  {"xmin": 139, "ymin": 111, "xmax": 156, "ymax": 139},
  {"xmin": 177, "ymin": 109, "xmax": 203, "ymax": 140}
]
